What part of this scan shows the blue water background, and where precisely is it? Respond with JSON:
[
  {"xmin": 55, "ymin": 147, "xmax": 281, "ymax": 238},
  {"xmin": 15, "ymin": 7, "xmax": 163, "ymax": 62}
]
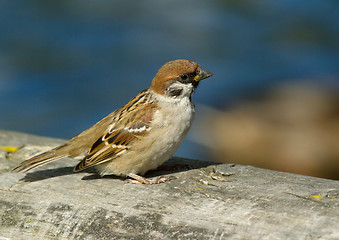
[{"xmin": 0, "ymin": 1, "xmax": 338, "ymax": 161}]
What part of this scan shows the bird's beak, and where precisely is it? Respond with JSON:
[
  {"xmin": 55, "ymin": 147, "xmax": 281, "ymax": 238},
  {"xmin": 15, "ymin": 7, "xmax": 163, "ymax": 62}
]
[{"xmin": 194, "ymin": 68, "xmax": 214, "ymax": 82}]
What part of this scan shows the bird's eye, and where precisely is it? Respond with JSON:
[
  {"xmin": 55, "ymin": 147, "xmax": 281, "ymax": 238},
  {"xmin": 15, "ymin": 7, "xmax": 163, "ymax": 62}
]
[{"xmin": 180, "ymin": 74, "xmax": 188, "ymax": 81}]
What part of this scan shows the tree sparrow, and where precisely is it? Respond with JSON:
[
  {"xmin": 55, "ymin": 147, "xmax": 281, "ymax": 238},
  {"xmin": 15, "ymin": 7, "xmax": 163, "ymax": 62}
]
[{"xmin": 14, "ymin": 59, "xmax": 213, "ymax": 184}]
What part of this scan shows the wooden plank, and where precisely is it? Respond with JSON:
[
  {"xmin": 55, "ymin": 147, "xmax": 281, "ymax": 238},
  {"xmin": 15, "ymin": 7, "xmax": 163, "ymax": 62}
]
[{"xmin": 0, "ymin": 130, "xmax": 338, "ymax": 239}]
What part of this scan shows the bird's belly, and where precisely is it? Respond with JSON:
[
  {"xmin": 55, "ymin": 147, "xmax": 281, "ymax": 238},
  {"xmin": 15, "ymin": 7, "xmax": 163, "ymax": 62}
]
[{"xmin": 97, "ymin": 104, "xmax": 194, "ymax": 176}]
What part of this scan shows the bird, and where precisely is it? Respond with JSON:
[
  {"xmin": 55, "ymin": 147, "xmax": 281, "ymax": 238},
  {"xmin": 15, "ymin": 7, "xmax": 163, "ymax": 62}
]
[{"xmin": 13, "ymin": 59, "xmax": 213, "ymax": 184}]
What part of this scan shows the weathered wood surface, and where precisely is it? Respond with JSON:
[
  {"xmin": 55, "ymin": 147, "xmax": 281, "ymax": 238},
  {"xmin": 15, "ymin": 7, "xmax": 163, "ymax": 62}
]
[{"xmin": 0, "ymin": 130, "xmax": 338, "ymax": 240}]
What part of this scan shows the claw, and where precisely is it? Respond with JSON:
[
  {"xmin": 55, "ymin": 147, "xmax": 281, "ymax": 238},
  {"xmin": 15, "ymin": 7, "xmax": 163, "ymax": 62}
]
[{"xmin": 126, "ymin": 173, "xmax": 176, "ymax": 184}]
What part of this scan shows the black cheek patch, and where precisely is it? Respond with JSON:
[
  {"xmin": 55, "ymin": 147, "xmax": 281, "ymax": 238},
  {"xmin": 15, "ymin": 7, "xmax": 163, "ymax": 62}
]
[{"xmin": 168, "ymin": 88, "xmax": 183, "ymax": 97}]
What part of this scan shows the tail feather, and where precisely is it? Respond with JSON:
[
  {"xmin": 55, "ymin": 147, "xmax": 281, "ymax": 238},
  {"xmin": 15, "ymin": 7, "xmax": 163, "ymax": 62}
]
[{"xmin": 13, "ymin": 150, "xmax": 67, "ymax": 173}]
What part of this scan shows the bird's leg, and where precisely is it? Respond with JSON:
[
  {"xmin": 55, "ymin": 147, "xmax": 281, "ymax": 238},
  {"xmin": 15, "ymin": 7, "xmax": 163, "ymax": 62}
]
[{"xmin": 126, "ymin": 173, "xmax": 176, "ymax": 184}]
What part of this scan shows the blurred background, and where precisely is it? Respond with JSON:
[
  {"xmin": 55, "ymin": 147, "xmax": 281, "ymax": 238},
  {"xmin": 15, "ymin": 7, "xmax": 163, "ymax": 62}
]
[{"xmin": 0, "ymin": 1, "xmax": 338, "ymax": 179}]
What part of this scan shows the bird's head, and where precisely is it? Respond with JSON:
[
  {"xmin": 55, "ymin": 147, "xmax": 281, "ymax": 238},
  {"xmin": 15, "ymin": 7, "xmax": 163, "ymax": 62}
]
[{"xmin": 150, "ymin": 59, "xmax": 213, "ymax": 99}]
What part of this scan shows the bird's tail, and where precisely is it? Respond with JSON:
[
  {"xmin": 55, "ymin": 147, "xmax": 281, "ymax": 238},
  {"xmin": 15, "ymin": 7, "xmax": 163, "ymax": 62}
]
[{"xmin": 13, "ymin": 149, "xmax": 67, "ymax": 173}]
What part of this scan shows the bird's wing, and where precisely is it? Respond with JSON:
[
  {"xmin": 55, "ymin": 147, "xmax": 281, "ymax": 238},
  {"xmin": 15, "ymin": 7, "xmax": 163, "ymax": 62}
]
[{"xmin": 74, "ymin": 90, "xmax": 157, "ymax": 172}]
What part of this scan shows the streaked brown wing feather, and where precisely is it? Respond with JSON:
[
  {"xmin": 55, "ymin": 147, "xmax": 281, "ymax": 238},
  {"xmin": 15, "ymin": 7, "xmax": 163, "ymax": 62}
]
[{"xmin": 74, "ymin": 90, "xmax": 157, "ymax": 172}]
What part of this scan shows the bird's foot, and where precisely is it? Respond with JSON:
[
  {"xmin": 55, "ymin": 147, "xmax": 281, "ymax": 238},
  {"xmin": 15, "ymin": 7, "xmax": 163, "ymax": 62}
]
[{"xmin": 126, "ymin": 173, "xmax": 176, "ymax": 184}]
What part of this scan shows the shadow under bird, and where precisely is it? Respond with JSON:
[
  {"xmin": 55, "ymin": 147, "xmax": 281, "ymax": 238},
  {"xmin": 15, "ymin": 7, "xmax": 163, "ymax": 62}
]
[{"xmin": 14, "ymin": 59, "xmax": 213, "ymax": 184}]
